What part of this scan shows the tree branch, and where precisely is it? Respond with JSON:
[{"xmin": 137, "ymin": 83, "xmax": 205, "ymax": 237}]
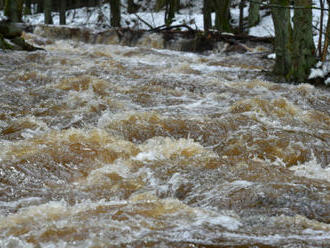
[{"xmin": 247, "ymin": 0, "xmax": 329, "ymax": 11}]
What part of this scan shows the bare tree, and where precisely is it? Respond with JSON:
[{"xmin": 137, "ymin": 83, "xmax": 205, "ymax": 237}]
[
  {"xmin": 127, "ymin": 0, "xmax": 139, "ymax": 13},
  {"xmin": 248, "ymin": 0, "xmax": 261, "ymax": 27},
  {"xmin": 203, "ymin": 0, "xmax": 212, "ymax": 32},
  {"xmin": 213, "ymin": 0, "xmax": 231, "ymax": 32},
  {"xmin": 44, "ymin": 0, "xmax": 53, "ymax": 24},
  {"xmin": 4, "ymin": 0, "xmax": 21, "ymax": 22},
  {"xmin": 271, "ymin": 0, "xmax": 316, "ymax": 81},
  {"xmin": 24, "ymin": 0, "xmax": 32, "ymax": 15},
  {"xmin": 59, "ymin": 0, "xmax": 66, "ymax": 25},
  {"xmin": 109, "ymin": 0, "xmax": 121, "ymax": 27}
]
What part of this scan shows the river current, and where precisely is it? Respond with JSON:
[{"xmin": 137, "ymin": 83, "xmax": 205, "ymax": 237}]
[{"xmin": 0, "ymin": 33, "xmax": 329, "ymax": 247}]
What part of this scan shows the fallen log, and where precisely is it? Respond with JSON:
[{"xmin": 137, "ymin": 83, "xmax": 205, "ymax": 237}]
[
  {"xmin": 208, "ymin": 32, "xmax": 274, "ymax": 43},
  {"xmin": 149, "ymin": 24, "xmax": 195, "ymax": 33},
  {"xmin": 147, "ymin": 23, "xmax": 273, "ymax": 44}
]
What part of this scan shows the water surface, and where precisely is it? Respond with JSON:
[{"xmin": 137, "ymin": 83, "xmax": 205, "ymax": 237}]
[{"xmin": 0, "ymin": 37, "xmax": 329, "ymax": 247}]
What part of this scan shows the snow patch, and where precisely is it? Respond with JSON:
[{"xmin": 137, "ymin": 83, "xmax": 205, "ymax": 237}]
[
  {"xmin": 267, "ymin": 53, "xmax": 276, "ymax": 59},
  {"xmin": 249, "ymin": 14, "xmax": 274, "ymax": 37},
  {"xmin": 308, "ymin": 68, "xmax": 324, "ymax": 79},
  {"xmin": 325, "ymin": 77, "xmax": 330, "ymax": 85}
]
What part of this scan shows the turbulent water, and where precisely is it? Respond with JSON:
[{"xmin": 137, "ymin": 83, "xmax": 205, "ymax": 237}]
[{"xmin": 0, "ymin": 34, "xmax": 329, "ymax": 247}]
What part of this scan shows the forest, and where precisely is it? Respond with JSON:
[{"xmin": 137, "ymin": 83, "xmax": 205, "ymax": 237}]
[{"xmin": 0, "ymin": 0, "xmax": 329, "ymax": 84}]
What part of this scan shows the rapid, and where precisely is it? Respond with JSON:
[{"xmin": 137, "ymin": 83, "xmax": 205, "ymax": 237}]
[{"xmin": 0, "ymin": 33, "xmax": 329, "ymax": 247}]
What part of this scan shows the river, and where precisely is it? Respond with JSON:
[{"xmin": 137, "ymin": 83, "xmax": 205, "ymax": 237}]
[{"xmin": 0, "ymin": 35, "xmax": 329, "ymax": 247}]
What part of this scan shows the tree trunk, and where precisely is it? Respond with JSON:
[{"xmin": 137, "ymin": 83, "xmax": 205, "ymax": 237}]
[
  {"xmin": 213, "ymin": 0, "xmax": 231, "ymax": 32},
  {"xmin": 317, "ymin": 0, "xmax": 325, "ymax": 57},
  {"xmin": 248, "ymin": 0, "xmax": 261, "ymax": 27},
  {"xmin": 59, "ymin": 0, "xmax": 66, "ymax": 25},
  {"xmin": 4, "ymin": 0, "xmax": 21, "ymax": 22},
  {"xmin": 44, "ymin": 0, "xmax": 53, "ymax": 24},
  {"xmin": 165, "ymin": 0, "xmax": 176, "ymax": 27},
  {"xmin": 291, "ymin": 0, "xmax": 316, "ymax": 81},
  {"xmin": 127, "ymin": 0, "xmax": 139, "ymax": 13},
  {"xmin": 239, "ymin": 0, "xmax": 245, "ymax": 33},
  {"xmin": 24, "ymin": 0, "xmax": 32, "ymax": 15},
  {"xmin": 271, "ymin": 0, "xmax": 316, "ymax": 82},
  {"xmin": 321, "ymin": 0, "xmax": 330, "ymax": 61},
  {"xmin": 271, "ymin": 0, "xmax": 292, "ymax": 77},
  {"xmin": 74, "ymin": 0, "xmax": 80, "ymax": 9},
  {"xmin": 37, "ymin": 0, "xmax": 43, "ymax": 13},
  {"xmin": 88, "ymin": 0, "xmax": 97, "ymax": 8},
  {"xmin": 203, "ymin": 0, "xmax": 212, "ymax": 32},
  {"xmin": 155, "ymin": 0, "xmax": 165, "ymax": 11},
  {"xmin": 109, "ymin": 0, "xmax": 121, "ymax": 27}
]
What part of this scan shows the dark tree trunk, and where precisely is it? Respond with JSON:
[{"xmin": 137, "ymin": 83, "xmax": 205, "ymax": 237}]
[
  {"xmin": 44, "ymin": 0, "xmax": 53, "ymax": 24},
  {"xmin": 165, "ymin": 0, "xmax": 177, "ymax": 27},
  {"xmin": 109, "ymin": 0, "xmax": 121, "ymax": 27},
  {"xmin": 155, "ymin": 0, "xmax": 164, "ymax": 11},
  {"xmin": 4, "ymin": 0, "xmax": 21, "ymax": 22},
  {"xmin": 88, "ymin": 0, "xmax": 97, "ymax": 7},
  {"xmin": 291, "ymin": 0, "xmax": 316, "ymax": 81},
  {"xmin": 24, "ymin": 0, "xmax": 32, "ymax": 15},
  {"xmin": 127, "ymin": 0, "xmax": 139, "ymax": 13},
  {"xmin": 59, "ymin": 0, "xmax": 66, "ymax": 25},
  {"xmin": 37, "ymin": 0, "xmax": 44, "ymax": 13},
  {"xmin": 271, "ymin": 0, "xmax": 292, "ymax": 77},
  {"xmin": 321, "ymin": 0, "xmax": 330, "ymax": 61},
  {"xmin": 213, "ymin": 0, "xmax": 232, "ymax": 32},
  {"xmin": 239, "ymin": 0, "xmax": 245, "ymax": 33},
  {"xmin": 318, "ymin": 0, "xmax": 325, "ymax": 57},
  {"xmin": 203, "ymin": 0, "xmax": 212, "ymax": 32},
  {"xmin": 74, "ymin": 0, "xmax": 80, "ymax": 9},
  {"xmin": 248, "ymin": 0, "xmax": 261, "ymax": 27},
  {"xmin": 271, "ymin": 0, "xmax": 316, "ymax": 82}
]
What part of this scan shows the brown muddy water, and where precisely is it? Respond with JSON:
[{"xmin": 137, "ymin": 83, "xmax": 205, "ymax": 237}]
[{"xmin": 0, "ymin": 34, "xmax": 329, "ymax": 247}]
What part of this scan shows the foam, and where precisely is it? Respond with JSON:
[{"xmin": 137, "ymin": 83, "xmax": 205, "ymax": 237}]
[
  {"xmin": 194, "ymin": 210, "xmax": 242, "ymax": 231},
  {"xmin": 137, "ymin": 136, "xmax": 218, "ymax": 162},
  {"xmin": 290, "ymin": 154, "xmax": 330, "ymax": 182}
]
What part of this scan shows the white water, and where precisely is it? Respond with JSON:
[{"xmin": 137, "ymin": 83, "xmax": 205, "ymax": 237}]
[{"xmin": 0, "ymin": 36, "xmax": 329, "ymax": 247}]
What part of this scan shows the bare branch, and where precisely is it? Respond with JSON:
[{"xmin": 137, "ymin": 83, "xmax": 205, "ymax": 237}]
[{"xmin": 247, "ymin": 0, "xmax": 329, "ymax": 11}]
